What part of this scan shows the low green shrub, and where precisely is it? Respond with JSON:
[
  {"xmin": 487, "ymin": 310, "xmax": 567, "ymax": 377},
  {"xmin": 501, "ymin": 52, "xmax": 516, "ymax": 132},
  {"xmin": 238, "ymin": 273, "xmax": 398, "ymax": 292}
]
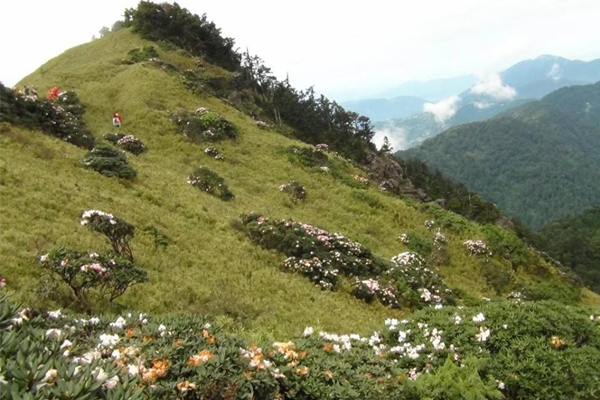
[
  {"xmin": 172, "ymin": 109, "xmax": 237, "ymax": 143},
  {"xmin": 104, "ymin": 133, "xmax": 147, "ymax": 155},
  {"xmin": 83, "ymin": 145, "xmax": 137, "ymax": 180},
  {"xmin": 187, "ymin": 167, "xmax": 234, "ymax": 201},
  {"xmin": 279, "ymin": 181, "xmax": 306, "ymax": 203},
  {"xmin": 124, "ymin": 46, "xmax": 159, "ymax": 63}
]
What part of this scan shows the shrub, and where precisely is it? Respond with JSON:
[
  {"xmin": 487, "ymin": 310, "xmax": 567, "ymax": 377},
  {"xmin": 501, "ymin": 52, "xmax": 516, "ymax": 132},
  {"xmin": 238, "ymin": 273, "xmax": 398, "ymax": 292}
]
[
  {"xmin": 187, "ymin": 167, "xmax": 234, "ymax": 201},
  {"xmin": 203, "ymin": 146, "xmax": 224, "ymax": 160},
  {"xmin": 124, "ymin": 46, "xmax": 159, "ymax": 64},
  {"xmin": 172, "ymin": 109, "xmax": 237, "ymax": 143},
  {"xmin": 353, "ymin": 278, "xmax": 400, "ymax": 308},
  {"xmin": 83, "ymin": 145, "xmax": 137, "ymax": 180},
  {"xmin": 464, "ymin": 240, "xmax": 492, "ymax": 257},
  {"xmin": 0, "ymin": 83, "xmax": 95, "ymax": 149},
  {"xmin": 81, "ymin": 210, "xmax": 135, "ymax": 260},
  {"xmin": 38, "ymin": 248, "xmax": 147, "ymax": 305},
  {"xmin": 279, "ymin": 181, "xmax": 306, "ymax": 202},
  {"xmin": 286, "ymin": 146, "xmax": 329, "ymax": 168},
  {"xmin": 284, "ymin": 257, "xmax": 339, "ymax": 290},
  {"xmin": 104, "ymin": 133, "xmax": 147, "ymax": 155}
]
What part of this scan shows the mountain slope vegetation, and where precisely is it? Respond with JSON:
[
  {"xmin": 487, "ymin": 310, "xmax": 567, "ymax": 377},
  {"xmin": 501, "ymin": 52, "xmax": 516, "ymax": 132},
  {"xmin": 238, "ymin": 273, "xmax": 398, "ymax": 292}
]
[
  {"xmin": 402, "ymin": 82, "xmax": 600, "ymax": 229},
  {"xmin": 1, "ymin": 3, "xmax": 599, "ymax": 398}
]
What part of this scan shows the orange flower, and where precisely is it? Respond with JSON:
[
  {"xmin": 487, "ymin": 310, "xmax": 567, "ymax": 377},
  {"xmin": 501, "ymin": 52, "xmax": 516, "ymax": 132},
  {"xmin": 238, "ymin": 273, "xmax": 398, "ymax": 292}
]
[
  {"xmin": 174, "ymin": 339, "xmax": 184, "ymax": 347},
  {"xmin": 295, "ymin": 366, "xmax": 309, "ymax": 376},
  {"xmin": 187, "ymin": 349, "xmax": 215, "ymax": 366},
  {"xmin": 126, "ymin": 328, "xmax": 136, "ymax": 338},
  {"xmin": 551, "ymin": 336, "xmax": 566, "ymax": 348},
  {"xmin": 298, "ymin": 351, "xmax": 308, "ymax": 358},
  {"xmin": 202, "ymin": 329, "xmax": 216, "ymax": 344},
  {"xmin": 323, "ymin": 343, "xmax": 333, "ymax": 352},
  {"xmin": 176, "ymin": 381, "xmax": 197, "ymax": 392},
  {"xmin": 141, "ymin": 358, "xmax": 170, "ymax": 382},
  {"xmin": 323, "ymin": 370, "xmax": 334, "ymax": 379}
]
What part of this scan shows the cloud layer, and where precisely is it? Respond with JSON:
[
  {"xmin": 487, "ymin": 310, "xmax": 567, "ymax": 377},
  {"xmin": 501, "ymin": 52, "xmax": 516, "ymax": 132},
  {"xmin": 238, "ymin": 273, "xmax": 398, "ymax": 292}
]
[
  {"xmin": 423, "ymin": 96, "xmax": 461, "ymax": 123},
  {"xmin": 470, "ymin": 73, "xmax": 517, "ymax": 100}
]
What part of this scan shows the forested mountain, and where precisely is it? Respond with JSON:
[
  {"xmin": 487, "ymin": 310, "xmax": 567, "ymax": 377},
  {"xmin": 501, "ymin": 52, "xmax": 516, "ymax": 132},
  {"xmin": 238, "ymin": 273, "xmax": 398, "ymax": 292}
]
[
  {"xmin": 1, "ymin": 2, "xmax": 599, "ymax": 398},
  {"xmin": 537, "ymin": 206, "xmax": 600, "ymax": 293},
  {"xmin": 401, "ymin": 82, "xmax": 600, "ymax": 229},
  {"xmin": 378, "ymin": 55, "xmax": 600, "ymax": 150}
]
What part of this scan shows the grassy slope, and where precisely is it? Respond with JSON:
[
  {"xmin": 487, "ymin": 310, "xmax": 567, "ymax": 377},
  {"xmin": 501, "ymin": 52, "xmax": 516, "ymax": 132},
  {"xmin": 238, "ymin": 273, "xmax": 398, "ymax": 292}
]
[{"xmin": 2, "ymin": 29, "xmax": 597, "ymax": 340}]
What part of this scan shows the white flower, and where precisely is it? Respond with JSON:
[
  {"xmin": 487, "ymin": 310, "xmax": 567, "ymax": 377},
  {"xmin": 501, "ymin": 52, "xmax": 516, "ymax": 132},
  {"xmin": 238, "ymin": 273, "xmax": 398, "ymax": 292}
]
[
  {"xmin": 472, "ymin": 313, "xmax": 485, "ymax": 323},
  {"xmin": 157, "ymin": 324, "xmax": 166, "ymax": 332},
  {"xmin": 99, "ymin": 333, "xmax": 120, "ymax": 348},
  {"xmin": 497, "ymin": 380, "xmax": 506, "ymax": 390},
  {"xmin": 93, "ymin": 367, "xmax": 109, "ymax": 383},
  {"xmin": 89, "ymin": 317, "xmax": 100, "ymax": 325},
  {"xmin": 476, "ymin": 326, "xmax": 491, "ymax": 342},
  {"xmin": 0, "ymin": 375, "xmax": 7, "ymax": 385},
  {"xmin": 127, "ymin": 364, "xmax": 139, "ymax": 376},
  {"xmin": 45, "ymin": 329, "xmax": 62, "ymax": 340},
  {"xmin": 48, "ymin": 309, "xmax": 62, "ymax": 319},
  {"xmin": 434, "ymin": 304, "xmax": 443, "ymax": 309},
  {"xmin": 111, "ymin": 349, "xmax": 121, "ymax": 359},
  {"xmin": 109, "ymin": 316, "xmax": 127, "ymax": 329},
  {"xmin": 40, "ymin": 253, "xmax": 49, "ymax": 262},
  {"xmin": 104, "ymin": 375, "xmax": 119, "ymax": 389},
  {"xmin": 60, "ymin": 339, "xmax": 72, "ymax": 349},
  {"xmin": 303, "ymin": 326, "xmax": 314, "ymax": 337},
  {"xmin": 42, "ymin": 368, "xmax": 58, "ymax": 383},
  {"xmin": 454, "ymin": 315, "xmax": 462, "ymax": 325},
  {"xmin": 591, "ymin": 315, "xmax": 595, "ymax": 321}
]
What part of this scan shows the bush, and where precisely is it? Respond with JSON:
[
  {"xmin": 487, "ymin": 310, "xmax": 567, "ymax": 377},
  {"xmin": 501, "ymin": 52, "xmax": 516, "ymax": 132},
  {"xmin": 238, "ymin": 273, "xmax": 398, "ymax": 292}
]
[
  {"xmin": 187, "ymin": 167, "xmax": 234, "ymax": 201},
  {"xmin": 38, "ymin": 248, "xmax": 147, "ymax": 305},
  {"xmin": 0, "ymin": 83, "xmax": 95, "ymax": 149},
  {"xmin": 83, "ymin": 145, "xmax": 137, "ymax": 180},
  {"xmin": 203, "ymin": 146, "xmax": 223, "ymax": 160},
  {"xmin": 172, "ymin": 109, "xmax": 237, "ymax": 143},
  {"xmin": 124, "ymin": 46, "xmax": 159, "ymax": 64},
  {"xmin": 81, "ymin": 210, "xmax": 135, "ymax": 260},
  {"xmin": 279, "ymin": 181, "xmax": 306, "ymax": 202},
  {"xmin": 352, "ymin": 278, "xmax": 400, "ymax": 308},
  {"xmin": 104, "ymin": 133, "xmax": 147, "ymax": 155},
  {"xmin": 286, "ymin": 146, "xmax": 329, "ymax": 169}
]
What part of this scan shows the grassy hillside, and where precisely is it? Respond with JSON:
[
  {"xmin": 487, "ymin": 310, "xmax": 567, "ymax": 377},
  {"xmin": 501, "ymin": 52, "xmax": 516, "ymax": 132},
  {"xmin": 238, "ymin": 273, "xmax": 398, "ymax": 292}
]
[
  {"xmin": 402, "ymin": 83, "xmax": 600, "ymax": 230},
  {"xmin": 1, "ymin": 28, "xmax": 597, "ymax": 345}
]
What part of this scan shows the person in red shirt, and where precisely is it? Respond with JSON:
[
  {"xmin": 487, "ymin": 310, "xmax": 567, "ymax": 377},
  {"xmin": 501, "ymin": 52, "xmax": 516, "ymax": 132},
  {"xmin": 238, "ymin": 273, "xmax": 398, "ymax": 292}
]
[{"xmin": 112, "ymin": 112, "xmax": 122, "ymax": 128}]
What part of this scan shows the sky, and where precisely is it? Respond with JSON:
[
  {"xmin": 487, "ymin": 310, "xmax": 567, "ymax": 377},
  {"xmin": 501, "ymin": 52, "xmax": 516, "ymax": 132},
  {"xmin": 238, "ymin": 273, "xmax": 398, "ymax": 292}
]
[{"xmin": 1, "ymin": 0, "xmax": 599, "ymax": 102}]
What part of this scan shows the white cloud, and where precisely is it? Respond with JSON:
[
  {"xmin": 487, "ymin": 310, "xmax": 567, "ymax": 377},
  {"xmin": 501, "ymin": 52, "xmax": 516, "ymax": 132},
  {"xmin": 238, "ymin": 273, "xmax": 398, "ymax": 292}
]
[
  {"xmin": 473, "ymin": 101, "xmax": 493, "ymax": 109},
  {"xmin": 470, "ymin": 73, "xmax": 517, "ymax": 100},
  {"xmin": 373, "ymin": 126, "xmax": 408, "ymax": 151},
  {"xmin": 423, "ymin": 96, "xmax": 461, "ymax": 123},
  {"xmin": 547, "ymin": 62, "xmax": 562, "ymax": 81}
]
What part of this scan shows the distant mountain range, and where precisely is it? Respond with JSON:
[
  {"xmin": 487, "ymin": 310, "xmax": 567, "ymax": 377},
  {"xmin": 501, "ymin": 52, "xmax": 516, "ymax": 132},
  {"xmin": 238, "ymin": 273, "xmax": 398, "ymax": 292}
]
[
  {"xmin": 372, "ymin": 55, "xmax": 600, "ymax": 150},
  {"xmin": 400, "ymin": 81, "xmax": 600, "ymax": 229},
  {"xmin": 341, "ymin": 96, "xmax": 428, "ymax": 123}
]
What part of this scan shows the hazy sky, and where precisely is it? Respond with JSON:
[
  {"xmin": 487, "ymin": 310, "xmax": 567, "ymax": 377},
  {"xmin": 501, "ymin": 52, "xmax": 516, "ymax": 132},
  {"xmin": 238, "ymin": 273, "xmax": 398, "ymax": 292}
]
[{"xmin": 1, "ymin": 0, "xmax": 599, "ymax": 101}]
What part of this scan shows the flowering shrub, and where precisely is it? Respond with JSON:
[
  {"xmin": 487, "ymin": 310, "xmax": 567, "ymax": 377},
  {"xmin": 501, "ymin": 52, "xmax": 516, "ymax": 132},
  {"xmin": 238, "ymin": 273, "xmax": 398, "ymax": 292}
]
[
  {"xmin": 353, "ymin": 175, "xmax": 370, "ymax": 185},
  {"xmin": 388, "ymin": 252, "xmax": 454, "ymax": 307},
  {"xmin": 316, "ymin": 143, "xmax": 329, "ymax": 151},
  {"xmin": 284, "ymin": 257, "xmax": 339, "ymax": 290},
  {"xmin": 1, "ymin": 83, "xmax": 95, "ymax": 148},
  {"xmin": 81, "ymin": 210, "xmax": 135, "ymax": 260},
  {"xmin": 255, "ymin": 120, "xmax": 269, "ymax": 129},
  {"xmin": 240, "ymin": 213, "xmax": 387, "ymax": 278},
  {"xmin": 464, "ymin": 240, "xmax": 492, "ymax": 257},
  {"xmin": 83, "ymin": 145, "xmax": 137, "ymax": 180},
  {"xmin": 171, "ymin": 109, "xmax": 237, "ymax": 143},
  {"xmin": 187, "ymin": 167, "xmax": 234, "ymax": 201},
  {"xmin": 38, "ymin": 248, "xmax": 147, "ymax": 305},
  {"xmin": 279, "ymin": 181, "xmax": 306, "ymax": 203},
  {"xmin": 104, "ymin": 133, "xmax": 147, "ymax": 155},
  {"xmin": 203, "ymin": 146, "xmax": 224, "ymax": 160},
  {"xmin": 286, "ymin": 146, "xmax": 330, "ymax": 169},
  {"xmin": 353, "ymin": 278, "xmax": 400, "ymax": 308},
  {"xmin": 2, "ymin": 292, "xmax": 599, "ymax": 399}
]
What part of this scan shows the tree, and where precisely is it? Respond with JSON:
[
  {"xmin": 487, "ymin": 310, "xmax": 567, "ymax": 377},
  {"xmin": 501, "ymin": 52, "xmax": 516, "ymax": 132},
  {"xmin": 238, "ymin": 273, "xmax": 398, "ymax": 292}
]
[
  {"xmin": 380, "ymin": 136, "xmax": 392, "ymax": 154},
  {"xmin": 99, "ymin": 26, "xmax": 110, "ymax": 37}
]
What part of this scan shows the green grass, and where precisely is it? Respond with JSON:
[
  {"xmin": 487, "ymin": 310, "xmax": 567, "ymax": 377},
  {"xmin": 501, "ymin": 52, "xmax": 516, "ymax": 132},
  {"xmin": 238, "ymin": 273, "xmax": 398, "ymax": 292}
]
[{"xmin": 2, "ymin": 28, "xmax": 597, "ymax": 341}]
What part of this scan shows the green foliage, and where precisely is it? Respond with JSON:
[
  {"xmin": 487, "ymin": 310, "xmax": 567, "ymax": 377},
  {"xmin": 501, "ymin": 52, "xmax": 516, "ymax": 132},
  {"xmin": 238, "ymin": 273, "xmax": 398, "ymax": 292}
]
[
  {"xmin": 402, "ymin": 83, "xmax": 600, "ymax": 229},
  {"xmin": 537, "ymin": 206, "xmax": 600, "ymax": 293},
  {"xmin": 83, "ymin": 145, "xmax": 137, "ymax": 180},
  {"xmin": 124, "ymin": 46, "xmax": 159, "ymax": 64},
  {"xmin": 39, "ymin": 248, "xmax": 147, "ymax": 305},
  {"xmin": 81, "ymin": 210, "xmax": 136, "ymax": 260},
  {"xmin": 0, "ymin": 83, "xmax": 94, "ymax": 149},
  {"xmin": 172, "ymin": 109, "xmax": 237, "ymax": 143},
  {"xmin": 141, "ymin": 225, "xmax": 172, "ymax": 250},
  {"xmin": 397, "ymin": 157, "xmax": 503, "ymax": 225},
  {"xmin": 481, "ymin": 225, "xmax": 533, "ymax": 268},
  {"xmin": 279, "ymin": 181, "xmax": 306, "ymax": 203},
  {"xmin": 104, "ymin": 133, "xmax": 147, "ymax": 155},
  {"xmin": 286, "ymin": 145, "xmax": 330, "ymax": 168},
  {"xmin": 187, "ymin": 167, "xmax": 234, "ymax": 201}
]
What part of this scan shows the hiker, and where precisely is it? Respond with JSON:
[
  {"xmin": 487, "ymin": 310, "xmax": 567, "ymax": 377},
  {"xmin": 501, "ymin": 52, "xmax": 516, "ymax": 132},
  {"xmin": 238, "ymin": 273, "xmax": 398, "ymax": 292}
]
[
  {"xmin": 46, "ymin": 86, "xmax": 60, "ymax": 101},
  {"xmin": 112, "ymin": 112, "xmax": 122, "ymax": 128}
]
